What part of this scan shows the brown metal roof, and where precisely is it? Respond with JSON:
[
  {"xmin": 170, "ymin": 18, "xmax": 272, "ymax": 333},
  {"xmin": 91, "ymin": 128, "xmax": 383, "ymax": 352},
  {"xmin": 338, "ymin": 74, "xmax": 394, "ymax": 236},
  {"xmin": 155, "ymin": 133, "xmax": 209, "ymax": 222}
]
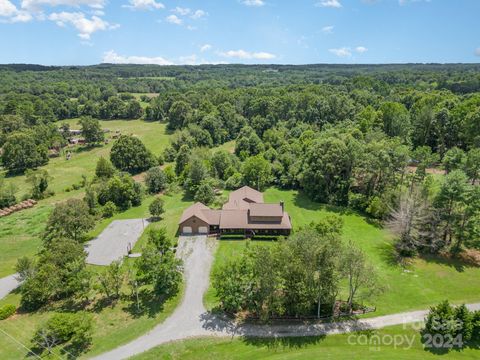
[
  {"xmin": 249, "ymin": 203, "xmax": 283, "ymax": 217},
  {"xmin": 219, "ymin": 209, "xmax": 292, "ymax": 230},
  {"xmin": 228, "ymin": 186, "xmax": 264, "ymax": 204},
  {"xmin": 179, "ymin": 202, "xmax": 211, "ymax": 224},
  {"xmin": 179, "ymin": 186, "xmax": 292, "ymax": 231}
]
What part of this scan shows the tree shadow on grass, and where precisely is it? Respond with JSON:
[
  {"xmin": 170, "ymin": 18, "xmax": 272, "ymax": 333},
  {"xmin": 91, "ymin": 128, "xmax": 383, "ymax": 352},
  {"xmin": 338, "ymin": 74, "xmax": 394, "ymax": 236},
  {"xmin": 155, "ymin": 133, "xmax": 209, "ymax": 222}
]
[
  {"xmin": 293, "ymin": 191, "xmax": 352, "ymax": 216},
  {"xmin": 376, "ymin": 241, "xmax": 406, "ymax": 268},
  {"xmin": 421, "ymin": 334, "xmax": 480, "ymax": 356},
  {"xmin": 122, "ymin": 290, "xmax": 167, "ymax": 319},
  {"xmin": 241, "ymin": 335, "xmax": 326, "ymax": 350},
  {"xmin": 418, "ymin": 253, "xmax": 476, "ymax": 273}
]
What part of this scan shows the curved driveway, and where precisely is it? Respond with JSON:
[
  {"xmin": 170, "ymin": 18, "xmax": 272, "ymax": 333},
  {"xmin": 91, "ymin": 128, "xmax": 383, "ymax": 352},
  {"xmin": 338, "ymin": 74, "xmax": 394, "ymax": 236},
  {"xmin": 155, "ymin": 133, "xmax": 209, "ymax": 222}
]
[{"xmin": 91, "ymin": 235, "xmax": 480, "ymax": 360}]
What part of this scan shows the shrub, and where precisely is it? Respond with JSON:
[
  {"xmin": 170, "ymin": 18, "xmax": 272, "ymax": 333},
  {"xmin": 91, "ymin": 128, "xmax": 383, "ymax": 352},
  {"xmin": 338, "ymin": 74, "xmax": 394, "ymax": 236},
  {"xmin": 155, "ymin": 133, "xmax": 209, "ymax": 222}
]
[
  {"xmin": 149, "ymin": 197, "xmax": 165, "ymax": 219},
  {"xmin": 145, "ymin": 166, "xmax": 167, "ymax": 194},
  {"xmin": 0, "ymin": 304, "xmax": 16, "ymax": 320},
  {"xmin": 194, "ymin": 182, "xmax": 215, "ymax": 205},
  {"xmin": 102, "ymin": 201, "xmax": 117, "ymax": 218},
  {"xmin": 32, "ymin": 312, "xmax": 93, "ymax": 355}
]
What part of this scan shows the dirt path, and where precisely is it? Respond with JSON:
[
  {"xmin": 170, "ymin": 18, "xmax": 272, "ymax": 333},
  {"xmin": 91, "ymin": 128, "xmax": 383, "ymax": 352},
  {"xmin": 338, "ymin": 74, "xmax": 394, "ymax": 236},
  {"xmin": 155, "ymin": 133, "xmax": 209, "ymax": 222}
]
[{"xmin": 90, "ymin": 235, "xmax": 480, "ymax": 360}]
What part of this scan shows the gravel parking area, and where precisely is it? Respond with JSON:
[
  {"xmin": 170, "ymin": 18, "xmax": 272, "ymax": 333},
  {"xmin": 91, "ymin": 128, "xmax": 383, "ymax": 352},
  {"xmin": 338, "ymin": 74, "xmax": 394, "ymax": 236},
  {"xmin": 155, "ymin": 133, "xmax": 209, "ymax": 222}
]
[{"xmin": 86, "ymin": 219, "xmax": 148, "ymax": 266}]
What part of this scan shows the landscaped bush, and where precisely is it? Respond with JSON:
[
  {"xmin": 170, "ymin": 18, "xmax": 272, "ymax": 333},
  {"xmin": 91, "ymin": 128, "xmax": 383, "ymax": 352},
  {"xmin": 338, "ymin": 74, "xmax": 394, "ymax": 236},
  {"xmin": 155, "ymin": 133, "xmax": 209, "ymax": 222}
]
[
  {"xmin": 422, "ymin": 300, "xmax": 480, "ymax": 351},
  {"xmin": 0, "ymin": 304, "xmax": 16, "ymax": 320},
  {"xmin": 102, "ymin": 201, "xmax": 117, "ymax": 218},
  {"xmin": 32, "ymin": 312, "xmax": 93, "ymax": 355}
]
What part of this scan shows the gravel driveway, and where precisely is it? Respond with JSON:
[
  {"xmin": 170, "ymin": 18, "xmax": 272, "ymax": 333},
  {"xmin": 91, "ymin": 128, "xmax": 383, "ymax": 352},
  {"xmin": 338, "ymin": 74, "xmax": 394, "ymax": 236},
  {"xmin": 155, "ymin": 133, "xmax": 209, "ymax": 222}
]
[
  {"xmin": 0, "ymin": 274, "xmax": 20, "ymax": 300},
  {"xmin": 86, "ymin": 219, "xmax": 148, "ymax": 266},
  {"xmin": 91, "ymin": 235, "xmax": 217, "ymax": 360},
  {"xmin": 90, "ymin": 236, "xmax": 480, "ymax": 360}
]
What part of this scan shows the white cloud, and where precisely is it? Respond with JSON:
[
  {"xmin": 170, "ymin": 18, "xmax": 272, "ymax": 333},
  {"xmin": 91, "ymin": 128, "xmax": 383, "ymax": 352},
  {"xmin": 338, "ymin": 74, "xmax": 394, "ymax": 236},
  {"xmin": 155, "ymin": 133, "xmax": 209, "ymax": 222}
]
[
  {"xmin": 0, "ymin": 0, "xmax": 33, "ymax": 22},
  {"xmin": 21, "ymin": 0, "xmax": 106, "ymax": 12},
  {"xmin": 122, "ymin": 0, "xmax": 164, "ymax": 11},
  {"xmin": 219, "ymin": 49, "xmax": 276, "ymax": 60},
  {"xmin": 165, "ymin": 14, "xmax": 182, "ymax": 25},
  {"xmin": 321, "ymin": 25, "xmax": 334, "ymax": 34},
  {"xmin": 200, "ymin": 44, "xmax": 212, "ymax": 52},
  {"xmin": 179, "ymin": 54, "xmax": 197, "ymax": 65},
  {"xmin": 49, "ymin": 11, "xmax": 118, "ymax": 39},
  {"xmin": 329, "ymin": 47, "xmax": 351, "ymax": 58},
  {"xmin": 0, "ymin": 0, "xmax": 17, "ymax": 16},
  {"xmin": 103, "ymin": 50, "xmax": 174, "ymax": 65},
  {"xmin": 241, "ymin": 0, "xmax": 265, "ymax": 7},
  {"xmin": 475, "ymin": 48, "xmax": 480, "ymax": 57},
  {"xmin": 316, "ymin": 0, "xmax": 342, "ymax": 8},
  {"xmin": 172, "ymin": 6, "xmax": 190, "ymax": 15},
  {"xmin": 191, "ymin": 9, "xmax": 206, "ymax": 19},
  {"xmin": 329, "ymin": 46, "xmax": 368, "ymax": 58}
]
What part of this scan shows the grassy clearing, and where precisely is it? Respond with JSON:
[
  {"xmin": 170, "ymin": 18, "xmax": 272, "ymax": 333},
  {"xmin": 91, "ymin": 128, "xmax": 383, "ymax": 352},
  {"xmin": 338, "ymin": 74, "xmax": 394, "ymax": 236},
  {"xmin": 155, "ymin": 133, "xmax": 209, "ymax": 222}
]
[
  {"xmin": 0, "ymin": 119, "xmax": 171, "ymax": 277},
  {"xmin": 0, "ymin": 282, "xmax": 185, "ymax": 360},
  {"xmin": 1, "ymin": 119, "xmax": 169, "ymax": 199},
  {"xmin": 205, "ymin": 188, "xmax": 480, "ymax": 316},
  {"xmin": 131, "ymin": 324, "xmax": 479, "ymax": 360}
]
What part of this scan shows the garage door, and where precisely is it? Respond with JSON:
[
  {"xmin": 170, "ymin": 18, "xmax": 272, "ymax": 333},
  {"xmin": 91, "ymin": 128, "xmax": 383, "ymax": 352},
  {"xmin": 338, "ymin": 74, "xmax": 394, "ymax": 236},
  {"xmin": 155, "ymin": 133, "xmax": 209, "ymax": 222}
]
[
  {"xmin": 182, "ymin": 226, "xmax": 192, "ymax": 234},
  {"xmin": 198, "ymin": 226, "xmax": 208, "ymax": 234}
]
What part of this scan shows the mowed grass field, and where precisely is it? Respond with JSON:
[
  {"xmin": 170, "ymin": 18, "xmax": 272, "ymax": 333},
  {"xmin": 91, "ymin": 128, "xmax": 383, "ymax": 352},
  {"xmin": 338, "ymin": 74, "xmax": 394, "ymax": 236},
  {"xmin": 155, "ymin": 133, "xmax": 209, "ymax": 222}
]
[
  {"xmin": 131, "ymin": 325, "xmax": 479, "ymax": 360},
  {"xmin": 205, "ymin": 188, "xmax": 480, "ymax": 316},
  {"xmin": 0, "ymin": 119, "xmax": 170, "ymax": 277},
  {"xmin": 1, "ymin": 119, "xmax": 170, "ymax": 198}
]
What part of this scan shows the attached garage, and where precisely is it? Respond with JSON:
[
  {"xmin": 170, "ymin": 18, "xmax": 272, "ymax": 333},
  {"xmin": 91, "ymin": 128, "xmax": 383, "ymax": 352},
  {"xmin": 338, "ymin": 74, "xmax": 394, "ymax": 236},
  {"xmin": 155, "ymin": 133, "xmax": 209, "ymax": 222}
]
[{"xmin": 178, "ymin": 202, "xmax": 222, "ymax": 235}]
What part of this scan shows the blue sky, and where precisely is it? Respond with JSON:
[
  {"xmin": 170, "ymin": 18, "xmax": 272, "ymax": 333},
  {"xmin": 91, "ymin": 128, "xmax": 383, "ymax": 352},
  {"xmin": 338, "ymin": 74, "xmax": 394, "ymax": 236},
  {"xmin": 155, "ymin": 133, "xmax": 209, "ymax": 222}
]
[{"xmin": 1, "ymin": 0, "xmax": 479, "ymax": 65}]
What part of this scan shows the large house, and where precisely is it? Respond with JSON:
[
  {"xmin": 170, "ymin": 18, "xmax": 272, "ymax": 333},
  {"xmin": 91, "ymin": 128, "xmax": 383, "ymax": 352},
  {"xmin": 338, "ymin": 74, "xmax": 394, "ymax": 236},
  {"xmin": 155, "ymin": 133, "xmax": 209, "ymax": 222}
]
[{"xmin": 178, "ymin": 186, "xmax": 292, "ymax": 236}]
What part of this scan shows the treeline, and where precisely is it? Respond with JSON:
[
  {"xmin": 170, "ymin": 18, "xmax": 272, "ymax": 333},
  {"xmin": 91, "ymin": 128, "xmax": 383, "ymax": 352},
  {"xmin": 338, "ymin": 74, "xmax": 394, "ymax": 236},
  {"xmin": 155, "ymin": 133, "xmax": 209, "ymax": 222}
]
[{"xmin": 213, "ymin": 216, "xmax": 383, "ymax": 320}]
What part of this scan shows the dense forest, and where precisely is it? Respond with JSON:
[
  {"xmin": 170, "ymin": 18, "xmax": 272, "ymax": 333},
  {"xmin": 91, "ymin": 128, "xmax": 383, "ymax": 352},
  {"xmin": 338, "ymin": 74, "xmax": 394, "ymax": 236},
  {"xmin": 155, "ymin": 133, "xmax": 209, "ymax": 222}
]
[{"xmin": 1, "ymin": 63, "xmax": 480, "ymax": 258}]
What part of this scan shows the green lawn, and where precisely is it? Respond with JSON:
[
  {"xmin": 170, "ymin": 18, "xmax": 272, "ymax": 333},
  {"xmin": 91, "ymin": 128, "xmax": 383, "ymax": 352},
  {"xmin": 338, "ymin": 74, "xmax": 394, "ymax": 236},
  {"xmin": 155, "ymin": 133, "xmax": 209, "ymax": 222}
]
[
  {"xmin": 205, "ymin": 188, "xmax": 480, "ymax": 316},
  {"xmin": 0, "ymin": 190, "xmax": 194, "ymax": 360},
  {"xmin": 1, "ymin": 119, "xmax": 169, "ymax": 199},
  {"xmin": 0, "ymin": 282, "xmax": 184, "ymax": 360},
  {"xmin": 131, "ymin": 324, "xmax": 479, "ymax": 360},
  {"xmin": 0, "ymin": 119, "xmax": 171, "ymax": 277}
]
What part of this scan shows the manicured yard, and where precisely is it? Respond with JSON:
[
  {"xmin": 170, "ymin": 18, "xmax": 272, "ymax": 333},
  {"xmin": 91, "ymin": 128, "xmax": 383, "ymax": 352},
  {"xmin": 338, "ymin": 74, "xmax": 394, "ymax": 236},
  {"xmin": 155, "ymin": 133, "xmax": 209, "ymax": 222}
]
[
  {"xmin": 131, "ymin": 324, "xmax": 479, "ymax": 360},
  {"xmin": 205, "ymin": 188, "xmax": 480, "ymax": 316}
]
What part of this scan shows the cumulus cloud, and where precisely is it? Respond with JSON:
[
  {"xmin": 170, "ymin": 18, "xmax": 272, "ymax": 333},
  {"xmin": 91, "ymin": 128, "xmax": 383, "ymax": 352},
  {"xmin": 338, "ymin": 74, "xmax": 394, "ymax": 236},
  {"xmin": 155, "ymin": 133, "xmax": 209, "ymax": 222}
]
[
  {"xmin": 241, "ymin": 0, "xmax": 265, "ymax": 6},
  {"xmin": 219, "ymin": 49, "xmax": 276, "ymax": 60},
  {"xmin": 475, "ymin": 48, "xmax": 480, "ymax": 57},
  {"xmin": 21, "ymin": 0, "xmax": 106, "ymax": 12},
  {"xmin": 329, "ymin": 47, "xmax": 351, "ymax": 58},
  {"xmin": 122, "ymin": 0, "xmax": 164, "ymax": 11},
  {"xmin": 316, "ymin": 0, "xmax": 342, "ymax": 8},
  {"xmin": 200, "ymin": 44, "xmax": 212, "ymax": 52},
  {"xmin": 103, "ymin": 50, "xmax": 174, "ymax": 65},
  {"xmin": 329, "ymin": 46, "xmax": 368, "ymax": 58},
  {"xmin": 321, "ymin": 25, "xmax": 334, "ymax": 34},
  {"xmin": 171, "ymin": 7, "xmax": 206, "ymax": 19},
  {"xmin": 191, "ymin": 9, "xmax": 206, "ymax": 19},
  {"xmin": 172, "ymin": 6, "xmax": 190, "ymax": 15},
  {"xmin": 49, "ymin": 11, "xmax": 118, "ymax": 39},
  {"xmin": 0, "ymin": 0, "xmax": 33, "ymax": 22},
  {"xmin": 165, "ymin": 14, "xmax": 182, "ymax": 25}
]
